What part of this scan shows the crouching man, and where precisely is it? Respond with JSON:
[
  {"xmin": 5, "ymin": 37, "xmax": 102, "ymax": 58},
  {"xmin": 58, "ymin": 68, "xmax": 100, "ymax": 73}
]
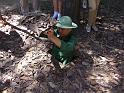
[{"xmin": 45, "ymin": 16, "xmax": 78, "ymax": 70}]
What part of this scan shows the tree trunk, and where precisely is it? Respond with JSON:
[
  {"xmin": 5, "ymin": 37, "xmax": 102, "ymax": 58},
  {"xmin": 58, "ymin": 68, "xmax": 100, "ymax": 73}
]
[{"xmin": 62, "ymin": 0, "xmax": 80, "ymax": 24}]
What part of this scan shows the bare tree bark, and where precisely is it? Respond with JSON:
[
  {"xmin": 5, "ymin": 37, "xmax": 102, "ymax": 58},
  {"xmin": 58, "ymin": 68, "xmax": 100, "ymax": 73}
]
[{"xmin": 62, "ymin": 0, "xmax": 80, "ymax": 24}]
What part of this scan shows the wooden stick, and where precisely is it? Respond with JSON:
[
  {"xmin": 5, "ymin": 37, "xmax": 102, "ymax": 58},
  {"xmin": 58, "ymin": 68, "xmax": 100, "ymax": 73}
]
[{"xmin": 0, "ymin": 13, "xmax": 49, "ymax": 41}]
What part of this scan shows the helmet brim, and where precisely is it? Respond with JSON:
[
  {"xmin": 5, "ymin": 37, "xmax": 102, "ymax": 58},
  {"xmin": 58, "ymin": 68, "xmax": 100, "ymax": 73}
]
[{"xmin": 56, "ymin": 22, "xmax": 78, "ymax": 29}]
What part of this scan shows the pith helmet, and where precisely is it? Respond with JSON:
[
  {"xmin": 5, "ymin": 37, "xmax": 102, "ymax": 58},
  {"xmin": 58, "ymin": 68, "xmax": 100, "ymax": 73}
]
[{"xmin": 56, "ymin": 16, "xmax": 78, "ymax": 29}]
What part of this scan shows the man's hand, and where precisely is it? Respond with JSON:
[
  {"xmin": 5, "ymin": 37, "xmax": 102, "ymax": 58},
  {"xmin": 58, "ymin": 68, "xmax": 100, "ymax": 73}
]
[
  {"xmin": 46, "ymin": 28, "xmax": 61, "ymax": 48},
  {"xmin": 47, "ymin": 28, "xmax": 55, "ymax": 39}
]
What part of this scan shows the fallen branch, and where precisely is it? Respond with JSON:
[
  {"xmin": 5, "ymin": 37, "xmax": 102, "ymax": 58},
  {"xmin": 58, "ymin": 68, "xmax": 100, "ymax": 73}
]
[{"xmin": 0, "ymin": 13, "xmax": 49, "ymax": 41}]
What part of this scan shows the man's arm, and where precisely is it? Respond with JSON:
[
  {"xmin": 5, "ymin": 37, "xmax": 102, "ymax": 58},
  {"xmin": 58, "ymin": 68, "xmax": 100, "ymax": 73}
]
[{"xmin": 47, "ymin": 29, "xmax": 61, "ymax": 48}]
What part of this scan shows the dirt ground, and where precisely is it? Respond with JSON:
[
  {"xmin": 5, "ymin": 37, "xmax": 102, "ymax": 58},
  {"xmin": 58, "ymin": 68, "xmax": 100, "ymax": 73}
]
[{"xmin": 0, "ymin": 0, "xmax": 124, "ymax": 93}]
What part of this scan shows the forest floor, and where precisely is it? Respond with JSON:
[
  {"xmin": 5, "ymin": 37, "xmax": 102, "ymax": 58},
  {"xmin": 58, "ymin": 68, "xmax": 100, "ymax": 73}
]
[{"xmin": 0, "ymin": 0, "xmax": 124, "ymax": 93}]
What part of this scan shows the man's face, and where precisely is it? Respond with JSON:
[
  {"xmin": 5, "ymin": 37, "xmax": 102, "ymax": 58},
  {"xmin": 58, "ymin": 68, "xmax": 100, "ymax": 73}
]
[{"xmin": 58, "ymin": 28, "xmax": 72, "ymax": 37}]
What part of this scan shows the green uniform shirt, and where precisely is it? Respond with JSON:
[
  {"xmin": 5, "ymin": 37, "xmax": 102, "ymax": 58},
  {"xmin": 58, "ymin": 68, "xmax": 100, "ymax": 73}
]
[{"xmin": 52, "ymin": 28, "xmax": 77, "ymax": 65}]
